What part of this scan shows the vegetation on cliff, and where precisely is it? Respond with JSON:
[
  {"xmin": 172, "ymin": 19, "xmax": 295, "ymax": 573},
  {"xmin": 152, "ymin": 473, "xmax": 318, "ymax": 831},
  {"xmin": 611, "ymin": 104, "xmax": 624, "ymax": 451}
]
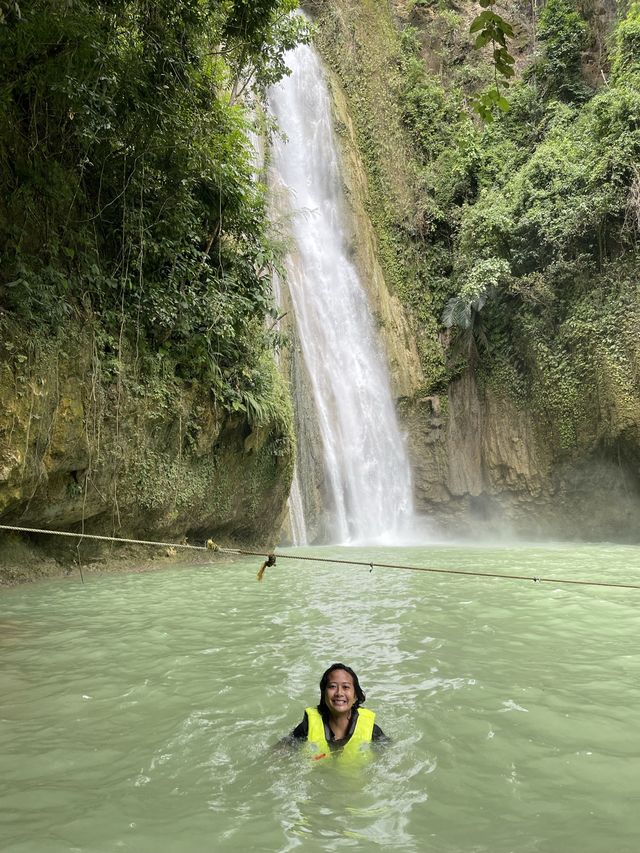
[
  {"xmin": 0, "ymin": 1, "xmax": 304, "ymax": 561},
  {"xmin": 311, "ymin": 0, "xmax": 640, "ymax": 466},
  {"xmin": 431, "ymin": 0, "xmax": 640, "ymax": 457},
  {"xmin": 0, "ymin": 0, "xmax": 305, "ymax": 417}
]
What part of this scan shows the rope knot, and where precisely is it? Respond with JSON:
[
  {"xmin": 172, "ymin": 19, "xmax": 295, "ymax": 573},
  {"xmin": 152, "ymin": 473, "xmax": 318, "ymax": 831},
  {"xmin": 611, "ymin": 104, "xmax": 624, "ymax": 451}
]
[{"xmin": 257, "ymin": 553, "xmax": 276, "ymax": 582}]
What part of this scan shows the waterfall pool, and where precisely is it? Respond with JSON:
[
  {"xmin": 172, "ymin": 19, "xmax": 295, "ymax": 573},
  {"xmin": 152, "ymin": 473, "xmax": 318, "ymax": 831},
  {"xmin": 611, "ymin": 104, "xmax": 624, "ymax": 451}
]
[{"xmin": 1, "ymin": 543, "xmax": 639, "ymax": 852}]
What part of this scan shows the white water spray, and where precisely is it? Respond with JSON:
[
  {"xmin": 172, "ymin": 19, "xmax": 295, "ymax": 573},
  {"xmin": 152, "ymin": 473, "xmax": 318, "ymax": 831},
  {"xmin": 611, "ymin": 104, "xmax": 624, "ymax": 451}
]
[{"xmin": 269, "ymin": 41, "xmax": 414, "ymax": 545}]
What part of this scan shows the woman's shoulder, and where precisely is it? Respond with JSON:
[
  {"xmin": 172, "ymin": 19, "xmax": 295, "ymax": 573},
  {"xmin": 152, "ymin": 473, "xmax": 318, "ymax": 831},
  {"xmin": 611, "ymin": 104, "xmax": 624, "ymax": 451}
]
[
  {"xmin": 290, "ymin": 710, "xmax": 310, "ymax": 740},
  {"xmin": 372, "ymin": 722, "xmax": 389, "ymax": 742}
]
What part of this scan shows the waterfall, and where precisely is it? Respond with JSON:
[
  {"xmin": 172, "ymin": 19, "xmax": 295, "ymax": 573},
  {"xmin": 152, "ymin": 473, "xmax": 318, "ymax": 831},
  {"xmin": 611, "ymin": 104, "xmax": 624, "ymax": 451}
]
[{"xmin": 268, "ymin": 41, "xmax": 414, "ymax": 545}]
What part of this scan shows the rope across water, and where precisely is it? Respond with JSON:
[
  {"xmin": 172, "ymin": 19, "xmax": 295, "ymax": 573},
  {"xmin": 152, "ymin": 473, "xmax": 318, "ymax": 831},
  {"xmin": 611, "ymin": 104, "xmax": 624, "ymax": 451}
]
[{"xmin": 1, "ymin": 523, "xmax": 639, "ymax": 591}]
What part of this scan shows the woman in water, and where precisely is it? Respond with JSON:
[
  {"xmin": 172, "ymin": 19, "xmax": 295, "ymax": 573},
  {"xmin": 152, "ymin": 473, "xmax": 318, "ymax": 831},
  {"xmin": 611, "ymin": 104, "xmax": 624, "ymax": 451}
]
[{"xmin": 285, "ymin": 663, "xmax": 387, "ymax": 759}]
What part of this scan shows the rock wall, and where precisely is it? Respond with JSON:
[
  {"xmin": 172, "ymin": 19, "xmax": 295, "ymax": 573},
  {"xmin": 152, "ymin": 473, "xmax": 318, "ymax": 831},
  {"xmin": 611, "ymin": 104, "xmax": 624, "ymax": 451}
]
[
  {"xmin": 327, "ymin": 71, "xmax": 424, "ymax": 401},
  {"xmin": 0, "ymin": 326, "xmax": 295, "ymax": 577},
  {"xmin": 404, "ymin": 371, "xmax": 640, "ymax": 540},
  {"xmin": 309, "ymin": 0, "xmax": 640, "ymax": 542}
]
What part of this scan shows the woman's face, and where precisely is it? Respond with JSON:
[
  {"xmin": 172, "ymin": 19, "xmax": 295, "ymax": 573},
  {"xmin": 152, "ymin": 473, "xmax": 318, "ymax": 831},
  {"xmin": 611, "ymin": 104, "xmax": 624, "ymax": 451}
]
[{"xmin": 323, "ymin": 669, "xmax": 357, "ymax": 716}]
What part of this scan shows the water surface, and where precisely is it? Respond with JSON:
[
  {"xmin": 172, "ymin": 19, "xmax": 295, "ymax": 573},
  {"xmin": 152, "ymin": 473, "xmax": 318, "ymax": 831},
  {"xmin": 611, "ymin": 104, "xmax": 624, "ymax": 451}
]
[{"xmin": 1, "ymin": 543, "xmax": 639, "ymax": 852}]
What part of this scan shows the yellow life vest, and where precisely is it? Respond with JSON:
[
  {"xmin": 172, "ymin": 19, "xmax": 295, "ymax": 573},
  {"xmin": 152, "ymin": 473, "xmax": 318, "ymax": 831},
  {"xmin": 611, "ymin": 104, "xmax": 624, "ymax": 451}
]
[{"xmin": 305, "ymin": 706, "xmax": 376, "ymax": 762}]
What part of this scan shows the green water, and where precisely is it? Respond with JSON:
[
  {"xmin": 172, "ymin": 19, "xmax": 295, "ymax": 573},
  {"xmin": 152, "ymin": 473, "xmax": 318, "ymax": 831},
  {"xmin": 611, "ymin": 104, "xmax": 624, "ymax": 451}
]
[{"xmin": 1, "ymin": 543, "xmax": 639, "ymax": 853}]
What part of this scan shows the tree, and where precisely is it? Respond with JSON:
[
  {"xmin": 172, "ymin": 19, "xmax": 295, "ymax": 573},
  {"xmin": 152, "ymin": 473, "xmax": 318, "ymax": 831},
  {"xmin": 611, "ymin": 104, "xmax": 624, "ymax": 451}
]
[{"xmin": 0, "ymin": 0, "xmax": 307, "ymax": 413}]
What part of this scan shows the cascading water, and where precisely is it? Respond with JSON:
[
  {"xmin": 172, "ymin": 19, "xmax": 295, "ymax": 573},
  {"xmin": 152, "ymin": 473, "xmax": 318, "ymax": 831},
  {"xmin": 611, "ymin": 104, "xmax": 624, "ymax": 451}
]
[{"xmin": 268, "ymin": 40, "xmax": 415, "ymax": 545}]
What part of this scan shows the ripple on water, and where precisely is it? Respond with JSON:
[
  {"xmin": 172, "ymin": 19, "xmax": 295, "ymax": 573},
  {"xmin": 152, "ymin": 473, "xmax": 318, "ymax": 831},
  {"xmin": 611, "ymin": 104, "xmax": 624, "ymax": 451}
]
[{"xmin": 1, "ymin": 544, "xmax": 639, "ymax": 852}]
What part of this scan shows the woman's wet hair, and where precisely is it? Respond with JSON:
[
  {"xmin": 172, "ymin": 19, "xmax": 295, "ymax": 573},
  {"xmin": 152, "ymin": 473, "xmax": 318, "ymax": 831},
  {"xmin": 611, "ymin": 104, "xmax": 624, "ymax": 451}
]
[{"xmin": 317, "ymin": 662, "xmax": 366, "ymax": 717}]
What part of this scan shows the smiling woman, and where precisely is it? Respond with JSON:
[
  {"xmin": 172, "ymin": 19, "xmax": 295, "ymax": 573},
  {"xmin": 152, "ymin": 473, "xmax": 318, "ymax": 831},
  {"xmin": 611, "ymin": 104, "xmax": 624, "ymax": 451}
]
[{"xmin": 282, "ymin": 663, "xmax": 388, "ymax": 761}]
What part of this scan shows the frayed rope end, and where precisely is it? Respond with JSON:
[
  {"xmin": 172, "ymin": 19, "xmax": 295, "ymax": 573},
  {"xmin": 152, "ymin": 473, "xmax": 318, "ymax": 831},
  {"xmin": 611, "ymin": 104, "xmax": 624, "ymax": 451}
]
[{"xmin": 257, "ymin": 553, "xmax": 276, "ymax": 581}]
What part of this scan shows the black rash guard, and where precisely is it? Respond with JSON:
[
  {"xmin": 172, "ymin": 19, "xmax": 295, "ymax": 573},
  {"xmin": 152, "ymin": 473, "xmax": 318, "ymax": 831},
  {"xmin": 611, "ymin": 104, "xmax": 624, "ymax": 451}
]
[{"xmin": 286, "ymin": 708, "xmax": 387, "ymax": 751}]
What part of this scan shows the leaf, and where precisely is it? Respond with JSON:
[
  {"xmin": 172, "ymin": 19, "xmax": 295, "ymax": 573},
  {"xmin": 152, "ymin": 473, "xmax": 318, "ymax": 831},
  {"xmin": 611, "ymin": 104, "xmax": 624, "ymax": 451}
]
[
  {"xmin": 494, "ymin": 47, "xmax": 515, "ymax": 64},
  {"xmin": 496, "ymin": 62, "xmax": 516, "ymax": 77},
  {"xmin": 474, "ymin": 32, "xmax": 493, "ymax": 49}
]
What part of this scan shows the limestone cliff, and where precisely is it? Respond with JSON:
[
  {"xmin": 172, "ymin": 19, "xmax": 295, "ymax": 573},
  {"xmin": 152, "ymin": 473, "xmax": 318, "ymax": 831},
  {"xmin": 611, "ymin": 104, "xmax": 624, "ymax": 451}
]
[
  {"xmin": 306, "ymin": 0, "xmax": 640, "ymax": 541},
  {"xmin": 404, "ymin": 375, "xmax": 640, "ymax": 540},
  {"xmin": 0, "ymin": 325, "xmax": 295, "ymax": 578}
]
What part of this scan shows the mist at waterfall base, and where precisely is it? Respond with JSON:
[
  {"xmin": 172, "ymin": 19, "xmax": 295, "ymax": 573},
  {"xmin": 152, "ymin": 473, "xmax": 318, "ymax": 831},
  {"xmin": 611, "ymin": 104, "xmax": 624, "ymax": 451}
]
[
  {"xmin": 268, "ymin": 39, "xmax": 426, "ymax": 548},
  {"xmin": 2, "ymin": 544, "xmax": 639, "ymax": 853}
]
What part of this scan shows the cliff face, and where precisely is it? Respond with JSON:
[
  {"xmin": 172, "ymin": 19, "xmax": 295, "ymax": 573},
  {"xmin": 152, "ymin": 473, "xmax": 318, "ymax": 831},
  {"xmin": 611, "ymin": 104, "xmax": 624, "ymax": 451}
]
[
  {"xmin": 308, "ymin": 0, "xmax": 640, "ymax": 541},
  {"xmin": 0, "ymin": 1, "xmax": 303, "ymax": 578},
  {"xmin": 327, "ymin": 75, "xmax": 424, "ymax": 400},
  {"xmin": 404, "ymin": 375, "xmax": 640, "ymax": 540},
  {"xmin": 0, "ymin": 326, "xmax": 295, "ymax": 576}
]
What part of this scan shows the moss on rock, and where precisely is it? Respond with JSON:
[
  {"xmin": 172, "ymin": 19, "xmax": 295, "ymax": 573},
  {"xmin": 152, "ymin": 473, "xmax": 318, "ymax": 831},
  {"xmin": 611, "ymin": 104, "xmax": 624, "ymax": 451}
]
[{"xmin": 0, "ymin": 319, "xmax": 295, "ymax": 580}]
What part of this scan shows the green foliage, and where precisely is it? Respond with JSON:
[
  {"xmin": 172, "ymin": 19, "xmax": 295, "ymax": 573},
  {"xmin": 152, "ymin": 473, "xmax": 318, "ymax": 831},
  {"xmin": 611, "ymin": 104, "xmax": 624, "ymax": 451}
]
[
  {"xmin": 442, "ymin": 257, "xmax": 511, "ymax": 360},
  {"xmin": 472, "ymin": 86, "xmax": 511, "ymax": 123},
  {"xmin": 503, "ymin": 268, "xmax": 640, "ymax": 451},
  {"xmin": 459, "ymin": 74, "xmax": 640, "ymax": 278},
  {"xmin": 392, "ymin": 0, "xmax": 640, "ymax": 449},
  {"xmin": 0, "ymin": 0, "xmax": 304, "ymax": 421},
  {"xmin": 469, "ymin": 0, "xmax": 515, "ymax": 121},
  {"xmin": 401, "ymin": 53, "xmax": 456, "ymax": 161},
  {"xmin": 224, "ymin": 1, "xmax": 311, "ymax": 96},
  {"xmin": 526, "ymin": 0, "xmax": 590, "ymax": 102},
  {"xmin": 610, "ymin": 1, "xmax": 640, "ymax": 82}
]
